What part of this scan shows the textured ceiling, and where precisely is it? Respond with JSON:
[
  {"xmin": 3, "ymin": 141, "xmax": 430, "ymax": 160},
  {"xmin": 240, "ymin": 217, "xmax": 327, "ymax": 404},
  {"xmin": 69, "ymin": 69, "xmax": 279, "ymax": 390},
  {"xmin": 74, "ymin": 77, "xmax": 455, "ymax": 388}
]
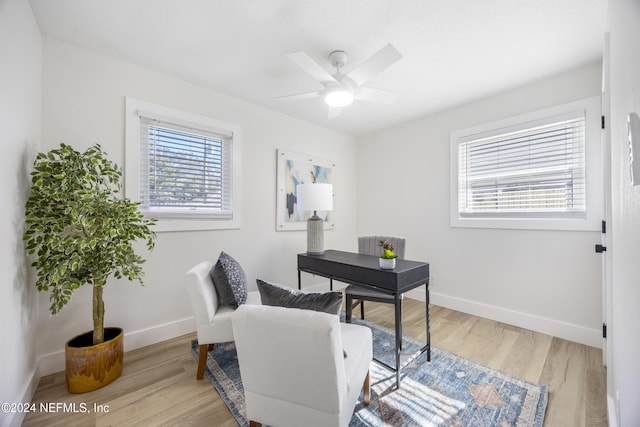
[{"xmin": 29, "ymin": 0, "xmax": 607, "ymax": 136}]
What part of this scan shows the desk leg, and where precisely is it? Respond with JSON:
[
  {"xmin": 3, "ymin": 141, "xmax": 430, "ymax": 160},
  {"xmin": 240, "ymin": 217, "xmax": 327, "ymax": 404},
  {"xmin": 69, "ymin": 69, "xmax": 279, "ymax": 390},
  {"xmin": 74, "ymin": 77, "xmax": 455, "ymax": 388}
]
[
  {"xmin": 394, "ymin": 294, "xmax": 402, "ymax": 388},
  {"xmin": 330, "ymin": 278, "xmax": 333, "ymax": 291},
  {"xmin": 426, "ymin": 284, "xmax": 431, "ymax": 362},
  {"xmin": 298, "ymin": 269, "xmax": 301, "ymax": 290}
]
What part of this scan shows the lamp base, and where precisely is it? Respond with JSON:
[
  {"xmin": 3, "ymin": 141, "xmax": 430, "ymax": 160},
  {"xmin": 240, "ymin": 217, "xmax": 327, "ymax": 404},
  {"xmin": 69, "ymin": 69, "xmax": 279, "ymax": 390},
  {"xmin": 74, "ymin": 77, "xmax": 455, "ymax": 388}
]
[{"xmin": 306, "ymin": 214, "xmax": 325, "ymax": 256}]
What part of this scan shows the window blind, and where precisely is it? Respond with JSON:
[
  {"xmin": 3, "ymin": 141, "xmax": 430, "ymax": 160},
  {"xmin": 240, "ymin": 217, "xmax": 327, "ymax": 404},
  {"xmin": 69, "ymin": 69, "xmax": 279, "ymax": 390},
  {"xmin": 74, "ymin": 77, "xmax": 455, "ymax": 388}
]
[
  {"xmin": 458, "ymin": 111, "xmax": 586, "ymax": 216},
  {"xmin": 139, "ymin": 116, "xmax": 233, "ymax": 218}
]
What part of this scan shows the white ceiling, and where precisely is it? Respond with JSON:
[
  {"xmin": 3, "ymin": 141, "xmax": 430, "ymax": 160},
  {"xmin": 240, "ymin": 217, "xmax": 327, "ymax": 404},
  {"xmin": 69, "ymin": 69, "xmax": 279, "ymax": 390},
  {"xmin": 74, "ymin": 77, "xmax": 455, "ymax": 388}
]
[{"xmin": 29, "ymin": 0, "xmax": 607, "ymax": 136}]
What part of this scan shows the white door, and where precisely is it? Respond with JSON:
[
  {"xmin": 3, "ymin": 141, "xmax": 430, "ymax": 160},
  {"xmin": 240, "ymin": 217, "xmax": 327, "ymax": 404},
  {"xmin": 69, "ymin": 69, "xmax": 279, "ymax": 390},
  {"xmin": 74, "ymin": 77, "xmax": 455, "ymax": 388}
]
[{"xmin": 600, "ymin": 32, "xmax": 612, "ymax": 366}]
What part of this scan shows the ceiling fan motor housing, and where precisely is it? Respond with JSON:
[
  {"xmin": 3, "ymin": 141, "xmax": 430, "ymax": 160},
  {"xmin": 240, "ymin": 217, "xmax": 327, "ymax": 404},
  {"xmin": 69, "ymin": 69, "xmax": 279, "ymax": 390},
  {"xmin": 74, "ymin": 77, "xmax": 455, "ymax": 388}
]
[{"xmin": 329, "ymin": 50, "xmax": 349, "ymax": 70}]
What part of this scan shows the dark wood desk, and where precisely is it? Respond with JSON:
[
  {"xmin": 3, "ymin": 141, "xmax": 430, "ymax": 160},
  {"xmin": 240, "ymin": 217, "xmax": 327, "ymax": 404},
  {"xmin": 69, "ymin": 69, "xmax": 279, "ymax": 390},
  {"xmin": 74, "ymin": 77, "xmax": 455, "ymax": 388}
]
[{"xmin": 297, "ymin": 250, "xmax": 430, "ymax": 388}]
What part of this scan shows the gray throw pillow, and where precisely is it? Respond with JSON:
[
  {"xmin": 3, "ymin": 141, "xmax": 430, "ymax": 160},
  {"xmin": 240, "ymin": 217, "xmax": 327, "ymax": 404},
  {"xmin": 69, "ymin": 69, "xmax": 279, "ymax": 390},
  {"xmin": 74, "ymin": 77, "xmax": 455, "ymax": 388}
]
[
  {"xmin": 256, "ymin": 279, "xmax": 343, "ymax": 316},
  {"xmin": 210, "ymin": 252, "xmax": 248, "ymax": 308}
]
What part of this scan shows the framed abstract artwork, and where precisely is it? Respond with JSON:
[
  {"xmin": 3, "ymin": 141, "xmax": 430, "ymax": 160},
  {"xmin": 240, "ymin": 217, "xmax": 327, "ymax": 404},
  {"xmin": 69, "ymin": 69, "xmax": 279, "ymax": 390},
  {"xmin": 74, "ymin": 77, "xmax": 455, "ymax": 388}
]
[{"xmin": 276, "ymin": 149, "xmax": 335, "ymax": 231}]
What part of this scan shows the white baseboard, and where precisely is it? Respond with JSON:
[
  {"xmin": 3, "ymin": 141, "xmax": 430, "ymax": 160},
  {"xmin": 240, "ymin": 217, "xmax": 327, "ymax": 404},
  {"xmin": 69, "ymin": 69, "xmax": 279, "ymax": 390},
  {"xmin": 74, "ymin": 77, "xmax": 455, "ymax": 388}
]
[
  {"xmin": 607, "ymin": 393, "xmax": 619, "ymax": 427},
  {"xmin": 405, "ymin": 287, "xmax": 601, "ymax": 348},
  {"xmin": 36, "ymin": 317, "xmax": 196, "ymax": 378},
  {"xmin": 3, "ymin": 367, "xmax": 40, "ymax": 427},
  {"xmin": 123, "ymin": 317, "xmax": 195, "ymax": 351},
  {"xmin": 249, "ymin": 280, "xmax": 602, "ymax": 348},
  {"xmin": 302, "ymin": 280, "xmax": 347, "ymax": 292}
]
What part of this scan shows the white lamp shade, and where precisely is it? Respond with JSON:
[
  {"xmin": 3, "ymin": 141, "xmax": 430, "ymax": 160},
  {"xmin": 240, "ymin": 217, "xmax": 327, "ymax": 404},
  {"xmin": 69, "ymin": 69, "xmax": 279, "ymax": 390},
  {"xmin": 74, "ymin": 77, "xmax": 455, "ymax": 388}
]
[{"xmin": 296, "ymin": 183, "xmax": 333, "ymax": 212}]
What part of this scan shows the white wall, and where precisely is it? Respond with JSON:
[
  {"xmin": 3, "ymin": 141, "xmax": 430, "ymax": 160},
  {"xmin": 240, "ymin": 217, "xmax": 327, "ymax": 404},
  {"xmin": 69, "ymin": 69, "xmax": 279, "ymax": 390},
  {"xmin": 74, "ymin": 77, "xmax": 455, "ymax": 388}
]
[
  {"xmin": 357, "ymin": 62, "xmax": 603, "ymax": 347},
  {"xmin": 0, "ymin": 1, "xmax": 42, "ymax": 426},
  {"xmin": 36, "ymin": 38, "xmax": 358, "ymax": 374},
  {"xmin": 607, "ymin": 1, "xmax": 640, "ymax": 425}
]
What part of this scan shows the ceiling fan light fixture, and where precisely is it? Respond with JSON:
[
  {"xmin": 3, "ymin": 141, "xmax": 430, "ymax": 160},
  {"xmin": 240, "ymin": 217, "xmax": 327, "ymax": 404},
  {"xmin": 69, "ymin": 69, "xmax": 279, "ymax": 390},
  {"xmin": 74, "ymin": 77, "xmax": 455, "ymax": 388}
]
[
  {"xmin": 324, "ymin": 87, "xmax": 354, "ymax": 107},
  {"xmin": 278, "ymin": 44, "xmax": 402, "ymax": 116}
]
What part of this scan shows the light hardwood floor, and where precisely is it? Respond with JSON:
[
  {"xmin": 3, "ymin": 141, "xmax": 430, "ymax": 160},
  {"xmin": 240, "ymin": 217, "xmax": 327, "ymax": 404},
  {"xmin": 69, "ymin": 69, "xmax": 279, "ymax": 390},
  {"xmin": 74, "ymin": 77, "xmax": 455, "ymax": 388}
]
[{"xmin": 23, "ymin": 299, "xmax": 608, "ymax": 426}]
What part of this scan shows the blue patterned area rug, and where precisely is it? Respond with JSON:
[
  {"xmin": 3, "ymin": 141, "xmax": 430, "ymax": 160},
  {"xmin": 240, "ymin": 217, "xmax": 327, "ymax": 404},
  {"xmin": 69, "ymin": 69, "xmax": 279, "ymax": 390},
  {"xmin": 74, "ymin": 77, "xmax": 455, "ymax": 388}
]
[{"xmin": 191, "ymin": 316, "xmax": 547, "ymax": 427}]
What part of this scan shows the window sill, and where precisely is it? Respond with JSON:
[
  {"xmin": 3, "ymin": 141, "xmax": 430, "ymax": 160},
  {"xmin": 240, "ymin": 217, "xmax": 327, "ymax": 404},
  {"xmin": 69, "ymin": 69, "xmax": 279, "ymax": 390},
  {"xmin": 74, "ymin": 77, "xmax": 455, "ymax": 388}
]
[
  {"xmin": 151, "ymin": 217, "xmax": 241, "ymax": 233},
  {"xmin": 450, "ymin": 215, "xmax": 600, "ymax": 232}
]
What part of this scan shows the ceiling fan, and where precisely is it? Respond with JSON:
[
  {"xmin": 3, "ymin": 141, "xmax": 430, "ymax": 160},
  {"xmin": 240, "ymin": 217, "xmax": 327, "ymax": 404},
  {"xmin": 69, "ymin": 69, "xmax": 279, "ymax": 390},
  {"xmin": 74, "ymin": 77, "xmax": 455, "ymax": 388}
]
[{"xmin": 276, "ymin": 43, "xmax": 402, "ymax": 118}]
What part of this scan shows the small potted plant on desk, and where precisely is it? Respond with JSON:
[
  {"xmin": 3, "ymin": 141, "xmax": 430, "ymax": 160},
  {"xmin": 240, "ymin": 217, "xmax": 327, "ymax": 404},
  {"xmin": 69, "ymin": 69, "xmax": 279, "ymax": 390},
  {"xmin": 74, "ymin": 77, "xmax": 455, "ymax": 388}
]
[{"xmin": 378, "ymin": 240, "xmax": 398, "ymax": 269}]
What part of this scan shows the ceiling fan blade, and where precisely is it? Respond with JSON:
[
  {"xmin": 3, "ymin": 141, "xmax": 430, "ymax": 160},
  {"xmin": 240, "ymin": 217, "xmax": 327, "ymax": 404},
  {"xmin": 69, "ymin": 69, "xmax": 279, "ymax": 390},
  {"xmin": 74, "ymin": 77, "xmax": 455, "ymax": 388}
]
[
  {"xmin": 275, "ymin": 90, "xmax": 322, "ymax": 102},
  {"xmin": 354, "ymin": 87, "xmax": 400, "ymax": 104},
  {"xmin": 287, "ymin": 52, "xmax": 338, "ymax": 84},
  {"xmin": 347, "ymin": 43, "xmax": 402, "ymax": 87},
  {"xmin": 328, "ymin": 105, "xmax": 342, "ymax": 119}
]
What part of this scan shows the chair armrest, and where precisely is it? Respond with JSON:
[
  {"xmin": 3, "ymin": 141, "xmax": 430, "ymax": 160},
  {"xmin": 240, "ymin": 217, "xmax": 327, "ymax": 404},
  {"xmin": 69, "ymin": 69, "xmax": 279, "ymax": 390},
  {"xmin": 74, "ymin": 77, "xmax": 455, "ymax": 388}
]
[{"xmin": 185, "ymin": 261, "xmax": 220, "ymax": 326}]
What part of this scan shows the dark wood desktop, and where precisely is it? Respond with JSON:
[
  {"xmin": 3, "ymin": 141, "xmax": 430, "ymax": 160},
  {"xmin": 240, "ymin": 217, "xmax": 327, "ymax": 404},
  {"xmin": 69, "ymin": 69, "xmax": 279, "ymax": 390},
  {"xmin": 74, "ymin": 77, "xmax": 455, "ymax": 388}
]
[{"xmin": 297, "ymin": 249, "xmax": 430, "ymax": 388}]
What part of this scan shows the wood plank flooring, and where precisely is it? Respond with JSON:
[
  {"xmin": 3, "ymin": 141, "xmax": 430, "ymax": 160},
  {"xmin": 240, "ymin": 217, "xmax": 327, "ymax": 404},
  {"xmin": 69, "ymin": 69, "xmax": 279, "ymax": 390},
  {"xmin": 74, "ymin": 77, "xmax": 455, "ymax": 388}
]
[{"xmin": 23, "ymin": 299, "xmax": 608, "ymax": 426}]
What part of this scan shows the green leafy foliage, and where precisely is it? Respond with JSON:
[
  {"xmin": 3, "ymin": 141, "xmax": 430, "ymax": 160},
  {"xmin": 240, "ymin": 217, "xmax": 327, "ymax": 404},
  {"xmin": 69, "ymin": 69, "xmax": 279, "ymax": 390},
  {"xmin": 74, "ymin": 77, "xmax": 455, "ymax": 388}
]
[
  {"xmin": 23, "ymin": 143, "xmax": 156, "ymax": 344},
  {"xmin": 378, "ymin": 240, "xmax": 398, "ymax": 259}
]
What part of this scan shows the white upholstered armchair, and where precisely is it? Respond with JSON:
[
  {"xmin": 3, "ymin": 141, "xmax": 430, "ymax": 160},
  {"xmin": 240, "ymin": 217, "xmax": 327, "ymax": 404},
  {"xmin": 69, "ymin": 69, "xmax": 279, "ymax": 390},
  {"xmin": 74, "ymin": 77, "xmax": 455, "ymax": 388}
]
[
  {"xmin": 231, "ymin": 304, "xmax": 373, "ymax": 427},
  {"xmin": 185, "ymin": 261, "xmax": 261, "ymax": 379}
]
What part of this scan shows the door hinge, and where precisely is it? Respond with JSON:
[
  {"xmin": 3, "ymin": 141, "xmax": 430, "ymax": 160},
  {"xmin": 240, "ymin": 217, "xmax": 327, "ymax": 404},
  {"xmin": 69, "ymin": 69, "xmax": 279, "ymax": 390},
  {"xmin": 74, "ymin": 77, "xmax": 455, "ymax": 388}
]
[
  {"xmin": 602, "ymin": 115, "xmax": 606, "ymax": 129},
  {"xmin": 595, "ymin": 244, "xmax": 607, "ymax": 253},
  {"xmin": 603, "ymin": 323, "xmax": 607, "ymax": 338},
  {"xmin": 602, "ymin": 220, "xmax": 607, "ymax": 234}
]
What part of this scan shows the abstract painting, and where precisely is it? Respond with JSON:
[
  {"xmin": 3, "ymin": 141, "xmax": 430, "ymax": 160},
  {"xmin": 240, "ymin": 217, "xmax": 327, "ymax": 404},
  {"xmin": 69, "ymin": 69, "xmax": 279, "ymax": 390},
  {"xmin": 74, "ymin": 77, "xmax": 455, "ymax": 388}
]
[{"xmin": 276, "ymin": 149, "xmax": 335, "ymax": 231}]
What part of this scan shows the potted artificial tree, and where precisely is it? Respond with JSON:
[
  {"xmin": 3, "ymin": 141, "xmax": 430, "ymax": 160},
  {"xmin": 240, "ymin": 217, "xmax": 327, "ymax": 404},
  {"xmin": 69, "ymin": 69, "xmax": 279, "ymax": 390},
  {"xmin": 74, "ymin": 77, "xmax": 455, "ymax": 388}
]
[{"xmin": 24, "ymin": 143, "xmax": 156, "ymax": 393}]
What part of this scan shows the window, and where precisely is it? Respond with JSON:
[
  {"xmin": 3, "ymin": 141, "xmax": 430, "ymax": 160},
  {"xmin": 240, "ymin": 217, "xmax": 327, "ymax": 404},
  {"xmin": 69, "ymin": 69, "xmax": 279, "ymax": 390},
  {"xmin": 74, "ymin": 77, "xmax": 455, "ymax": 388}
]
[
  {"xmin": 125, "ymin": 98, "xmax": 241, "ymax": 232},
  {"xmin": 139, "ymin": 117, "xmax": 232, "ymax": 217},
  {"xmin": 450, "ymin": 96, "xmax": 602, "ymax": 231},
  {"xmin": 459, "ymin": 111, "xmax": 585, "ymax": 215}
]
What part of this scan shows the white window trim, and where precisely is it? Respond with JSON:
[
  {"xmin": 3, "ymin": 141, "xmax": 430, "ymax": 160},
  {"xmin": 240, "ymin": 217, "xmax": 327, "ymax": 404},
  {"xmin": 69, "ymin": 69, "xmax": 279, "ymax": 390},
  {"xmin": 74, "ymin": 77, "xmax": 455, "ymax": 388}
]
[
  {"xmin": 125, "ymin": 97, "xmax": 242, "ymax": 232},
  {"xmin": 450, "ymin": 96, "xmax": 602, "ymax": 231}
]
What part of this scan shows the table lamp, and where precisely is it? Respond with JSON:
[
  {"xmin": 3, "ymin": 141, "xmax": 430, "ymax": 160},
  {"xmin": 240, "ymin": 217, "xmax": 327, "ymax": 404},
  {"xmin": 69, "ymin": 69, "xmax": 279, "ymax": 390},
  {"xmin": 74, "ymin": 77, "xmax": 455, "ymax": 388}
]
[{"xmin": 296, "ymin": 182, "xmax": 333, "ymax": 256}]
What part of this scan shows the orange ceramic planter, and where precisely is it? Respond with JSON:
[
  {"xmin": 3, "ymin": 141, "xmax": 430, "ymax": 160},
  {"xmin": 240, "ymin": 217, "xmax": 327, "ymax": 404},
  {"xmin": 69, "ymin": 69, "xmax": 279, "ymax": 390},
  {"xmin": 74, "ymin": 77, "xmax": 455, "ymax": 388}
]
[{"xmin": 65, "ymin": 327, "xmax": 123, "ymax": 394}]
